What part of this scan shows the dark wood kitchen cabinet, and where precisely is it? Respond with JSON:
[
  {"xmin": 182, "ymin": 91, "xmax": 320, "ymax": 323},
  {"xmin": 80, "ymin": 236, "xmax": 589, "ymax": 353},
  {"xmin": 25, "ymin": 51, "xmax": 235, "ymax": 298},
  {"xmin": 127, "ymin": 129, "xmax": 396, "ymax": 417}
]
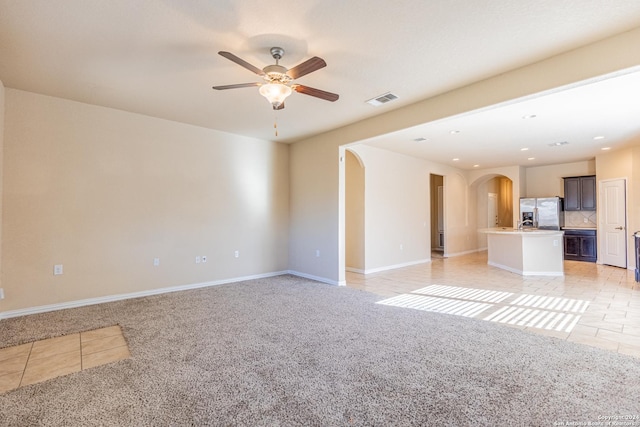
[
  {"xmin": 564, "ymin": 175, "xmax": 596, "ymax": 211},
  {"xmin": 564, "ymin": 229, "xmax": 597, "ymax": 262}
]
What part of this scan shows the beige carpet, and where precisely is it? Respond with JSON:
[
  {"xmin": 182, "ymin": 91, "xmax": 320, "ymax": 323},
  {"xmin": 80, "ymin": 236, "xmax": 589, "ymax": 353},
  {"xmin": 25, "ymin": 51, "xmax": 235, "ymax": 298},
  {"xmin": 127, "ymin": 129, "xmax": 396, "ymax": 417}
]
[{"xmin": 1, "ymin": 275, "xmax": 639, "ymax": 426}]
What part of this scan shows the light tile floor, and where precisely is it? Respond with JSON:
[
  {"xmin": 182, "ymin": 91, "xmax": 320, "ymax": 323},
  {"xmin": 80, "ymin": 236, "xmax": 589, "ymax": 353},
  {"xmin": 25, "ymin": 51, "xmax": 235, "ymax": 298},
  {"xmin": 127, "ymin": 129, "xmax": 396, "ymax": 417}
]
[
  {"xmin": 347, "ymin": 251, "xmax": 640, "ymax": 358},
  {"xmin": 0, "ymin": 325, "xmax": 130, "ymax": 393}
]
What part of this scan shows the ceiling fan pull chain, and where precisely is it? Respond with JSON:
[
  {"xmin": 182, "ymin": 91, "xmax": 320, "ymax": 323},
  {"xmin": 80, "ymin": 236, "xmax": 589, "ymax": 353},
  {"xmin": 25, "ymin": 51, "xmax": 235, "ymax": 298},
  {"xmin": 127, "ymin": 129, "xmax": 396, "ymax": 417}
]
[{"xmin": 274, "ymin": 112, "xmax": 278, "ymax": 137}]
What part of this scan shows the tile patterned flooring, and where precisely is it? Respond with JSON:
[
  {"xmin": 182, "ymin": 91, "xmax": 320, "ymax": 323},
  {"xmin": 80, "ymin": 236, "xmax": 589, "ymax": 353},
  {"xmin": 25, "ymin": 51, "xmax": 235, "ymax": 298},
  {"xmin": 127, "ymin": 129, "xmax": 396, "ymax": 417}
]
[
  {"xmin": 347, "ymin": 251, "xmax": 640, "ymax": 358},
  {"xmin": 0, "ymin": 325, "xmax": 130, "ymax": 394}
]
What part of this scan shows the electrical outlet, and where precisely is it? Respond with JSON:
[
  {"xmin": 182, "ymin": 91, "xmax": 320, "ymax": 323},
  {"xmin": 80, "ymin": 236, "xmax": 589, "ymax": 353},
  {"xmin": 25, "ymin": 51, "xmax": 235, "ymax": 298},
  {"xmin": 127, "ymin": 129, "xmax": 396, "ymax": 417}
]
[
  {"xmin": 54, "ymin": 264, "xmax": 63, "ymax": 275},
  {"xmin": 553, "ymin": 239, "xmax": 559, "ymax": 247},
  {"xmin": 153, "ymin": 257, "xmax": 160, "ymax": 266},
  {"xmin": 400, "ymin": 244, "xmax": 404, "ymax": 251},
  {"xmin": 202, "ymin": 256, "xmax": 207, "ymax": 263},
  {"xmin": 0, "ymin": 288, "xmax": 4, "ymax": 300},
  {"xmin": 234, "ymin": 250, "xmax": 239, "ymax": 258},
  {"xmin": 584, "ymin": 217, "xmax": 588, "ymax": 223},
  {"xmin": 195, "ymin": 256, "xmax": 201, "ymax": 264}
]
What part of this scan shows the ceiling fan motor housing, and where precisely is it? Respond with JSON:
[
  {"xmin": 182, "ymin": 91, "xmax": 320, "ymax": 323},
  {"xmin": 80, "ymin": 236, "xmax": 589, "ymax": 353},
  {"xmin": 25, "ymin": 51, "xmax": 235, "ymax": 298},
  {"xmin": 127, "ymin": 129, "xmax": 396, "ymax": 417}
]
[{"xmin": 263, "ymin": 64, "xmax": 291, "ymax": 83}]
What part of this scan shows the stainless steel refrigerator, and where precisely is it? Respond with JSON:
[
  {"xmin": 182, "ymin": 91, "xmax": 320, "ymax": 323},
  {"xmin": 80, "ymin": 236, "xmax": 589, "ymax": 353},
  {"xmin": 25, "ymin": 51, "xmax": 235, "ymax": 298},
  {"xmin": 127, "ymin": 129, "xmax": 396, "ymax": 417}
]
[{"xmin": 519, "ymin": 197, "xmax": 564, "ymax": 230}]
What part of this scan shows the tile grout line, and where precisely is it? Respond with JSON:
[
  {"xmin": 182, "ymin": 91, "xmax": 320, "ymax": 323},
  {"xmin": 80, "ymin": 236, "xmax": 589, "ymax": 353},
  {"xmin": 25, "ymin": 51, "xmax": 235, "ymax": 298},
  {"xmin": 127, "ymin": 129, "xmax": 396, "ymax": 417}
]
[
  {"xmin": 18, "ymin": 342, "xmax": 34, "ymax": 389},
  {"xmin": 79, "ymin": 333, "xmax": 83, "ymax": 371},
  {"xmin": 5, "ymin": 327, "xmax": 128, "ymax": 391},
  {"xmin": 83, "ymin": 344, "xmax": 130, "ymax": 367}
]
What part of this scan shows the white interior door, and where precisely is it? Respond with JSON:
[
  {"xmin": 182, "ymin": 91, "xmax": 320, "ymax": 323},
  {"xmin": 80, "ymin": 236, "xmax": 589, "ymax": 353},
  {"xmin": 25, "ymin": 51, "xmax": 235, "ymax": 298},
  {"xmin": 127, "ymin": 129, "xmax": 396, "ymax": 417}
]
[
  {"xmin": 488, "ymin": 193, "xmax": 498, "ymax": 227},
  {"xmin": 601, "ymin": 178, "xmax": 627, "ymax": 268}
]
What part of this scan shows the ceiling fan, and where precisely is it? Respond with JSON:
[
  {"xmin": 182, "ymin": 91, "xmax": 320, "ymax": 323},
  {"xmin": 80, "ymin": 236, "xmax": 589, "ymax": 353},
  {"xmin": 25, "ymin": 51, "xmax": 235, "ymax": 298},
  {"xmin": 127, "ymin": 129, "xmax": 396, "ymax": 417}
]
[{"xmin": 212, "ymin": 47, "xmax": 339, "ymax": 110}]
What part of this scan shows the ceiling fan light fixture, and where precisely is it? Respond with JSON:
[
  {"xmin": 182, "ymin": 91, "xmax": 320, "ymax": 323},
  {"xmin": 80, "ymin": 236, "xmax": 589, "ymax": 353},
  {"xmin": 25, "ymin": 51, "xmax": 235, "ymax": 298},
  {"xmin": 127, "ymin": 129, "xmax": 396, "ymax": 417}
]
[
  {"xmin": 214, "ymin": 47, "xmax": 338, "ymax": 111},
  {"xmin": 259, "ymin": 83, "xmax": 292, "ymax": 108}
]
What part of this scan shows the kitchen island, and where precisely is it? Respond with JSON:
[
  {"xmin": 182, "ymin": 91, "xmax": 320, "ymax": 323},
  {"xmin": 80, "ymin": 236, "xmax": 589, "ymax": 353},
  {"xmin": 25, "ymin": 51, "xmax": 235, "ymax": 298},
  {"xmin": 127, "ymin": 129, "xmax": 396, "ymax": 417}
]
[{"xmin": 481, "ymin": 228, "xmax": 564, "ymax": 276}]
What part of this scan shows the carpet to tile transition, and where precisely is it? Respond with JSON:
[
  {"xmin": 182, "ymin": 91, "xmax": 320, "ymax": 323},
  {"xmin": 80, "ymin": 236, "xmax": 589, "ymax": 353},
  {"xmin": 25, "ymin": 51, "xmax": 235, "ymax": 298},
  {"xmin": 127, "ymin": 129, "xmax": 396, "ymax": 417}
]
[{"xmin": 1, "ymin": 275, "xmax": 639, "ymax": 426}]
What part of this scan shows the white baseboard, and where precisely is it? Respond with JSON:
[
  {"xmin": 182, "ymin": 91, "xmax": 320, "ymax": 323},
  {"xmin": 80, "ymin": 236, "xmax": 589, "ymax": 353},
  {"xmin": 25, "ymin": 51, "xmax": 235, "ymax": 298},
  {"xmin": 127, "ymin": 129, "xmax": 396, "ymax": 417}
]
[
  {"xmin": 287, "ymin": 270, "xmax": 343, "ymax": 286},
  {"xmin": 445, "ymin": 248, "xmax": 485, "ymax": 258},
  {"xmin": 487, "ymin": 261, "xmax": 564, "ymax": 277},
  {"xmin": 0, "ymin": 271, "xmax": 289, "ymax": 320},
  {"xmin": 522, "ymin": 271, "xmax": 564, "ymax": 277},
  {"xmin": 359, "ymin": 259, "xmax": 430, "ymax": 275}
]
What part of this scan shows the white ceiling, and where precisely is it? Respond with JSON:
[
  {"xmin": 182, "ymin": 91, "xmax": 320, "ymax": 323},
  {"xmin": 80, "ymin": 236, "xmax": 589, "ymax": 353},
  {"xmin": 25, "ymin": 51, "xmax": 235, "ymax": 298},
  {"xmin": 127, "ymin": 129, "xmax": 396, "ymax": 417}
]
[
  {"xmin": 1, "ymin": 1, "xmax": 640, "ymax": 169},
  {"xmin": 361, "ymin": 69, "xmax": 640, "ymax": 170}
]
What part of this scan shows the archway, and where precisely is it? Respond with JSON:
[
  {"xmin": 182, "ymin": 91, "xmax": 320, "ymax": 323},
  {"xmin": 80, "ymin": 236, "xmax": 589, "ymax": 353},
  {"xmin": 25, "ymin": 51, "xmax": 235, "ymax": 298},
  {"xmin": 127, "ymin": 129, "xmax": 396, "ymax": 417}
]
[{"xmin": 470, "ymin": 174, "xmax": 514, "ymax": 248}]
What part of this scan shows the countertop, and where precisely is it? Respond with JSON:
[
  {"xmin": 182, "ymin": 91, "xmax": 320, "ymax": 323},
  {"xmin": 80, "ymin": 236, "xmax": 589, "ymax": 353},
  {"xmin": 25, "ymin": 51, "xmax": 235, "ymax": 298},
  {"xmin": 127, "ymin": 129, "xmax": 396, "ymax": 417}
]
[{"xmin": 480, "ymin": 227, "xmax": 563, "ymax": 235}]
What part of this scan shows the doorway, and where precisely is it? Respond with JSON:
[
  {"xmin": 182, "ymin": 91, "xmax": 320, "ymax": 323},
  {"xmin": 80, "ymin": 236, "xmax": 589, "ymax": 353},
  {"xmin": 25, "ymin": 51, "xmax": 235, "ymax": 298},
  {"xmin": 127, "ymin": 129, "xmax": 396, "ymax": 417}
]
[
  {"xmin": 430, "ymin": 174, "xmax": 444, "ymax": 255},
  {"xmin": 345, "ymin": 149, "xmax": 365, "ymax": 273},
  {"xmin": 488, "ymin": 193, "xmax": 498, "ymax": 227},
  {"xmin": 473, "ymin": 174, "xmax": 514, "ymax": 249}
]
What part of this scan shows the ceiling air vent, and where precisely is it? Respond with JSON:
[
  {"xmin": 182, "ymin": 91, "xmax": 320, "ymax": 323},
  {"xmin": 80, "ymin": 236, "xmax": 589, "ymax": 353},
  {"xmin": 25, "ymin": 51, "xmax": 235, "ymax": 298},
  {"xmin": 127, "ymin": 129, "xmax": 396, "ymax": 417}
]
[
  {"xmin": 548, "ymin": 141, "xmax": 569, "ymax": 147},
  {"xmin": 366, "ymin": 92, "xmax": 399, "ymax": 107}
]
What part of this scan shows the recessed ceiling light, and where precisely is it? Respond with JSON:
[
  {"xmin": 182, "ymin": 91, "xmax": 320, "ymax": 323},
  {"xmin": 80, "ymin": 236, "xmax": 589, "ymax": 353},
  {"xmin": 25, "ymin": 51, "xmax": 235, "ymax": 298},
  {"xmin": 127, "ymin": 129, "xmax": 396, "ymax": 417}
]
[
  {"xmin": 601, "ymin": 147, "xmax": 611, "ymax": 151},
  {"xmin": 450, "ymin": 130, "xmax": 460, "ymax": 134},
  {"xmin": 548, "ymin": 141, "xmax": 569, "ymax": 147},
  {"xmin": 520, "ymin": 148, "xmax": 529, "ymax": 151},
  {"xmin": 452, "ymin": 158, "xmax": 460, "ymax": 161},
  {"xmin": 522, "ymin": 114, "xmax": 537, "ymax": 119},
  {"xmin": 528, "ymin": 157, "xmax": 535, "ymax": 160},
  {"xmin": 473, "ymin": 164, "xmax": 480, "ymax": 168},
  {"xmin": 594, "ymin": 136, "xmax": 605, "ymax": 140}
]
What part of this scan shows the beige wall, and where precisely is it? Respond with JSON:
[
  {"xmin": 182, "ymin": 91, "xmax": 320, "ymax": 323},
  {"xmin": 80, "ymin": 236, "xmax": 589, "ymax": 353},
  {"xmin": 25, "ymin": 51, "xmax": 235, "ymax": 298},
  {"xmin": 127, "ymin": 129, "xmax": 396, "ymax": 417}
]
[
  {"xmin": 525, "ymin": 160, "xmax": 595, "ymax": 198},
  {"xmin": 2, "ymin": 89, "xmax": 289, "ymax": 313},
  {"xmin": 445, "ymin": 171, "xmax": 475, "ymax": 256},
  {"xmin": 345, "ymin": 150, "xmax": 365, "ymax": 271},
  {"xmin": 348, "ymin": 144, "xmax": 483, "ymax": 270},
  {"xmin": 288, "ymin": 137, "xmax": 341, "ymax": 284},
  {"xmin": 349, "ymin": 146, "xmax": 430, "ymax": 272}
]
